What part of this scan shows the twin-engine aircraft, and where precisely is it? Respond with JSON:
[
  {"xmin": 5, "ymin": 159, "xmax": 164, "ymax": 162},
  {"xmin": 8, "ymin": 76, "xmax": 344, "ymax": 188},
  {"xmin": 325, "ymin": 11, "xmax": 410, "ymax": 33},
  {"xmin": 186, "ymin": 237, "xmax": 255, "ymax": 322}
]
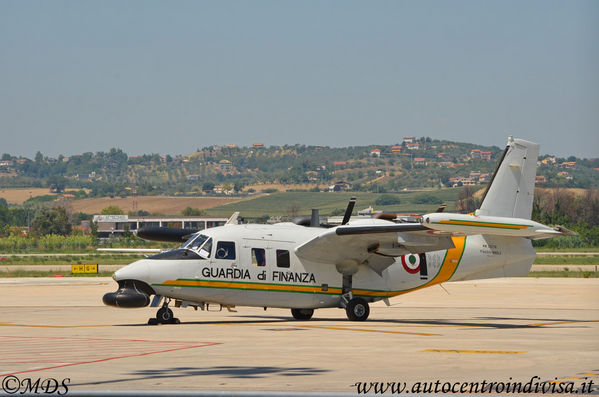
[{"xmin": 103, "ymin": 137, "xmax": 574, "ymax": 323}]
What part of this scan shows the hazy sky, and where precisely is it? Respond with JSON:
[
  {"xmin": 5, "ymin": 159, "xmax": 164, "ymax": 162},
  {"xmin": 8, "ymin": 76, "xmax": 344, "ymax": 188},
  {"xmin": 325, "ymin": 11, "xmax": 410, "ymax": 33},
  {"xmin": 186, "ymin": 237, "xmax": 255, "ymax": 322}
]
[{"xmin": 1, "ymin": 1, "xmax": 597, "ymax": 158}]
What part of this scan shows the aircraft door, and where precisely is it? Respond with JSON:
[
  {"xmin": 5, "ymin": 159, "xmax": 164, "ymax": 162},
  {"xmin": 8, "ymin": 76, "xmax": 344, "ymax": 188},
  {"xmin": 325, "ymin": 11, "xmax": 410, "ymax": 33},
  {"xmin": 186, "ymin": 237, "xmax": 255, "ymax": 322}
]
[{"xmin": 203, "ymin": 240, "xmax": 243, "ymax": 305}]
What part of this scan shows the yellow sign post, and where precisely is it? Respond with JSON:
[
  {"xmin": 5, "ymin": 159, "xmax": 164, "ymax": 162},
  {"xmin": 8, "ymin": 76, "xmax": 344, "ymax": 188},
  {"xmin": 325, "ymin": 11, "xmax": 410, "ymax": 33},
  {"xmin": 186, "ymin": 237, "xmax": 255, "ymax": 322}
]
[{"xmin": 71, "ymin": 264, "xmax": 98, "ymax": 274}]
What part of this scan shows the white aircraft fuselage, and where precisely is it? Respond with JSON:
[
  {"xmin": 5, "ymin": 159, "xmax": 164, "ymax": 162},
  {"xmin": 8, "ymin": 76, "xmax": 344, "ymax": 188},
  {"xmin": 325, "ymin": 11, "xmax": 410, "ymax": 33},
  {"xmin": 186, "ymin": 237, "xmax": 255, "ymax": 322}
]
[{"xmin": 113, "ymin": 220, "xmax": 535, "ymax": 310}]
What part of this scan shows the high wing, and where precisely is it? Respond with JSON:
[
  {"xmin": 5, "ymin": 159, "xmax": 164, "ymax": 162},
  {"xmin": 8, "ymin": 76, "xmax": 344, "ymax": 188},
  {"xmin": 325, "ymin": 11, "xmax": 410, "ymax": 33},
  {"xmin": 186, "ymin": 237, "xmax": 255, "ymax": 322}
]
[{"xmin": 294, "ymin": 219, "xmax": 455, "ymax": 275}]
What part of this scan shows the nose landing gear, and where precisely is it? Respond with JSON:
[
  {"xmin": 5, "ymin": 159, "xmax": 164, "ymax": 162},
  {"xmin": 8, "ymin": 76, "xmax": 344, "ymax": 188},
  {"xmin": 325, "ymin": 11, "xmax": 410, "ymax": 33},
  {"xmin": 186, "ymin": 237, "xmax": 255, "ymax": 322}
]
[{"xmin": 148, "ymin": 299, "xmax": 180, "ymax": 325}]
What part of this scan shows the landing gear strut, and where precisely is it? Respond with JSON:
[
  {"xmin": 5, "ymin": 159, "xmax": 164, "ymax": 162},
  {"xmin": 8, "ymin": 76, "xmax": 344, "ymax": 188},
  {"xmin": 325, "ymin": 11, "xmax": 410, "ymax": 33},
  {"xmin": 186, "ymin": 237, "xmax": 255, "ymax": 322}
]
[
  {"xmin": 148, "ymin": 298, "xmax": 180, "ymax": 325},
  {"xmin": 340, "ymin": 273, "xmax": 370, "ymax": 321}
]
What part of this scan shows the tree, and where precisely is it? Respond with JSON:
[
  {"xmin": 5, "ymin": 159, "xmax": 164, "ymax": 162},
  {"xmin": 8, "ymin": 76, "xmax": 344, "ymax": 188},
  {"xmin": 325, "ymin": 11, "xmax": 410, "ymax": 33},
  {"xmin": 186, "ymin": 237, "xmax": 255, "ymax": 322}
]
[
  {"xmin": 32, "ymin": 207, "xmax": 72, "ymax": 236},
  {"xmin": 101, "ymin": 205, "xmax": 124, "ymax": 215},
  {"xmin": 181, "ymin": 207, "xmax": 206, "ymax": 216},
  {"xmin": 457, "ymin": 186, "xmax": 479, "ymax": 213},
  {"xmin": 47, "ymin": 175, "xmax": 67, "ymax": 193},
  {"xmin": 375, "ymin": 194, "xmax": 401, "ymax": 206},
  {"xmin": 202, "ymin": 182, "xmax": 215, "ymax": 192}
]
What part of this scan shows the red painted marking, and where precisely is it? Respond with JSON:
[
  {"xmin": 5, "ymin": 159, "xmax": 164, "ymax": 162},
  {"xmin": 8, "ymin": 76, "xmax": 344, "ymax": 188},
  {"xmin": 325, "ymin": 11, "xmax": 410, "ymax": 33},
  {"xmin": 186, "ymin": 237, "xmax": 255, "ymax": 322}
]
[{"xmin": 0, "ymin": 336, "xmax": 221, "ymax": 376}]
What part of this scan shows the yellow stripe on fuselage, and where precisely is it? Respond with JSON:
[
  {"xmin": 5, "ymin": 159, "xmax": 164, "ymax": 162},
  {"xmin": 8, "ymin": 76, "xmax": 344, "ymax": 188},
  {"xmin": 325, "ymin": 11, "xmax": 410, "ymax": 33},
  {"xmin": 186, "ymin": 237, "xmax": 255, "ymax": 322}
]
[
  {"xmin": 157, "ymin": 236, "xmax": 467, "ymax": 298},
  {"xmin": 354, "ymin": 235, "xmax": 466, "ymax": 298},
  {"xmin": 159, "ymin": 279, "xmax": 343, "ymax": 295}
]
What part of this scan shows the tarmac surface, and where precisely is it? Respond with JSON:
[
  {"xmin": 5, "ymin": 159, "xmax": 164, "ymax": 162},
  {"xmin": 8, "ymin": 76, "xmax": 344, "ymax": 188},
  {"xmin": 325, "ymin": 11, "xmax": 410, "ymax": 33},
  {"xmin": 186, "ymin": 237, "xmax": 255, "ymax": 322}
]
[{"xmin": 0, "ymin": 277, "xmax": 598, "ymax": 394}]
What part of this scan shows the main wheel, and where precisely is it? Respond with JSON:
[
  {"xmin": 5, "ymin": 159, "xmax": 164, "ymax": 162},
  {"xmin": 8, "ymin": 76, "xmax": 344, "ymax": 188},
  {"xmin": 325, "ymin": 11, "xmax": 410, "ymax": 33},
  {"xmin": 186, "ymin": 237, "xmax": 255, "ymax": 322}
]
[
  {"xmin": 345, "ymin": 298, "xmax": 370, "ymax": 321},
  {"xmin": 156, "ymin": 307, "xmax": 174, "ymax": 324},
  {"xmin": 291, "ymin": 308, "xmax": 314, "ymax": 320}
]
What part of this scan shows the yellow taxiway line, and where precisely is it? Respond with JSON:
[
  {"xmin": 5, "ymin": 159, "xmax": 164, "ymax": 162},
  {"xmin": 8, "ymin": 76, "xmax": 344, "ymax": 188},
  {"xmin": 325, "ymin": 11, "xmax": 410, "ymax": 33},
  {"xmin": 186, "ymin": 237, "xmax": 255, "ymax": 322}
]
[{"xmin": 421, "ymin": 349, "xmax": 527, "ymax": 354}]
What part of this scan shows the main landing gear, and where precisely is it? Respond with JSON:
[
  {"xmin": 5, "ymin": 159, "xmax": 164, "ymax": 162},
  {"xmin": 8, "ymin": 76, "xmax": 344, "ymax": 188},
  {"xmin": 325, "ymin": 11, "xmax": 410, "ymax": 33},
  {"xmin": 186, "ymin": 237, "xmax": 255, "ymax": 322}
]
[
  {"xmin": 148, "ymin": 299, "xmax": 180, "ymax": 325},
  {"xmin": 340, "ymin": 273, "xmax": 370, "ymax": 321}
]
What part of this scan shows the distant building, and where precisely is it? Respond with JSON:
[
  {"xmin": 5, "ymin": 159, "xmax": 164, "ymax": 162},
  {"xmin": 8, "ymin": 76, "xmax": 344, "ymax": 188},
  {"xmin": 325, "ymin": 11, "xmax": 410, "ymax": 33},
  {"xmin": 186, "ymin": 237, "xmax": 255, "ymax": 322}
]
[
  {"xmin": 92, "ymin": 214, "xmax": 229, "ymax": 238},
  {"xmin": 219, "ymin": 159, "xmax": 233, "ymax": 171},
  {"xmin": 329, "ymin": 181, "xmax": 352, "ymax": 192},
  {"xmin": 469, "ymin": 171, "xmax": 481, "ymax": 180},
  {"xmin": 470, "ymin": 149, "xmax": 481, "ymax": 159},
  {"xmin": 213, "ymin": 185, "xmax": 235, "ymax": 195},
  {"xmin": 252, "ymin": 143, "xmax": 265, "ymax": 148},
  {"xmin": 391, "ymin": 145, "xmax": 402, "ymax": 153},
  {"xmin": 413, "ymin": 157, "xmax": 426, "ymax": 166},
  {"xmin": 403, "ymin": 136, "xmax": 416, "ymax": 144},
  {"xmin": 405, "ymin": 142, "xmax": 419, "ymax": 150},
  {"xmin": 560, "ymin": 162, "xmax": 576, "ymax": 169},
  {"xmin": 541, "ymin": 157, "xmax": 557, "ymax": 165},
  {"xmin": 535, "ymin": 175, "xmax": 547, "ymax": 184},
  {"xmin": 557, "ymin": 171, "xmax": 572, "ymax": 179},
  {"xmin": 187, "ymin": 174, "xmax": 199, "ymax": 181},
  {"xmin": 448, "ymin": 176, "xmax": 477, "ymax": 187},
  {"xmin": 333, "ymin": 161, "xmax": 347, "ymax": 167},
  {"xmin": 0, "ymin": 160, "xmax": 14, "ymax": 167},
  {"xmin": 370, "ymin": 149, "xmax": 381, "ymax": 157},
  {"xmin": 480, "ymin": 151, "xmax": 492, "ymax": 161}
]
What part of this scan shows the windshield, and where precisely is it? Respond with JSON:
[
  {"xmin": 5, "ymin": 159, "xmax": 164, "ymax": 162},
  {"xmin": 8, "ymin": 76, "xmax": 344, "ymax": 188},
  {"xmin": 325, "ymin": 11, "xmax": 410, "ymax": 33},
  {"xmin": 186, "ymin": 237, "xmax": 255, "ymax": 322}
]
[
  {"xmin": 181, "ymin": 234, "xmax": 212, "ymax": 259},
  {"xmin": 182, "ymin": 234, "xmax": 209, "ymax": 249}
]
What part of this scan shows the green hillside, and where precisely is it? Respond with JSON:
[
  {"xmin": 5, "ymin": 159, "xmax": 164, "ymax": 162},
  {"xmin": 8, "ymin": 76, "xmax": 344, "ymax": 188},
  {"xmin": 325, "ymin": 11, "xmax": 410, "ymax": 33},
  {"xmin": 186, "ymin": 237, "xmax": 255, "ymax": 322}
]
[{"xmin": 204, "ymin": 189, "xmax": 460, "ymax": 218}]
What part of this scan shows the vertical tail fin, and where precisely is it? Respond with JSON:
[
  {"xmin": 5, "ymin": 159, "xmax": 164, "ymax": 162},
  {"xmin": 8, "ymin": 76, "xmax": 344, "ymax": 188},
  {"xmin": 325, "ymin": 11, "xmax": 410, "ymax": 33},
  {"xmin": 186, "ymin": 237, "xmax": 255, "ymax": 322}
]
[{"xmin": 476, "ymin": 137, "xmax": 539, "ymax": 220}]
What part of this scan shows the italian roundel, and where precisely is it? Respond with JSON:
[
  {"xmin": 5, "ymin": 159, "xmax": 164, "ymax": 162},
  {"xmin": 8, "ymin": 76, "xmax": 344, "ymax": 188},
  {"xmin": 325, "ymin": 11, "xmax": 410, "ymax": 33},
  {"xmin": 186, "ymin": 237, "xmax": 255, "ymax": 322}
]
[{"xmin": 401, "ymin": 253, "xmax": 423, "ymax": 274}]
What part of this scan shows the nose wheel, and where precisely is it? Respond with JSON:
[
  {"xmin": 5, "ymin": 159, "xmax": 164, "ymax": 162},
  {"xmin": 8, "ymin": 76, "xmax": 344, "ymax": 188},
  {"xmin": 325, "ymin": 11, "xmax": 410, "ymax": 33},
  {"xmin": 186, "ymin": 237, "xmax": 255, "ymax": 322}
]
[{"xmin": 148, "ymin": 299, "xmax": 180, "ymax": 325}]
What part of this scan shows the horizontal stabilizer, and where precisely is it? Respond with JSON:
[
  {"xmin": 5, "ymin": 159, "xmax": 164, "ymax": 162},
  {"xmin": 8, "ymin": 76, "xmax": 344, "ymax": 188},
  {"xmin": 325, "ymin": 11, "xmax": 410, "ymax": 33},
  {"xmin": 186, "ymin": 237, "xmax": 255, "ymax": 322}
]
[{"xmin": 421, "ymin": 212, "xmax": 576, "ymax": 239}]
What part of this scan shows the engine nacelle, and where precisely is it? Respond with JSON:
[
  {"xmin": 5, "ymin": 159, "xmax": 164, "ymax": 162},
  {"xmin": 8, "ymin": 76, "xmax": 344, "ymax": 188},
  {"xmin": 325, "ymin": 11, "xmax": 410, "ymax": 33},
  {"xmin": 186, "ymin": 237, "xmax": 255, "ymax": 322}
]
[{"xmin": 102, "ymin": 279, "xmax": 154, "ymax": 308}]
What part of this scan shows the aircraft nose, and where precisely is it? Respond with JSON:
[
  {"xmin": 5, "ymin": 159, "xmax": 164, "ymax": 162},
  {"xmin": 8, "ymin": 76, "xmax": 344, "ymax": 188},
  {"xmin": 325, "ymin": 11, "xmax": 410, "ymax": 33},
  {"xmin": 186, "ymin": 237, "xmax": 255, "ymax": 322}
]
[{"xmin": 114, "ymin": 259, "xmax": 150, "ymax": 282}]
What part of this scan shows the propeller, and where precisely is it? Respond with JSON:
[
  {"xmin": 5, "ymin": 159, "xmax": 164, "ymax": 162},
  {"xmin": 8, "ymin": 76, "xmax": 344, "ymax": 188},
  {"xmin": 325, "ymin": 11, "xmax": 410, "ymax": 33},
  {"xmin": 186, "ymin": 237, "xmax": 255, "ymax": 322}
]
[{"xmin": 341, "ymin": 197, "xmax": 356, "ymax": 225}]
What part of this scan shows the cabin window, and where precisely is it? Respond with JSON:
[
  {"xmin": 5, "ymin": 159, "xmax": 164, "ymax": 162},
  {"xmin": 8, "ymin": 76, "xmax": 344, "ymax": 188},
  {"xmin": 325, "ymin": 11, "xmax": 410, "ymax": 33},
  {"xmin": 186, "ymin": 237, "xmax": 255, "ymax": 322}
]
[
  {"xmin": 276, "ymin": 249, "xmax": 290, "ymax": 268},
  {"xmin": 252, "ymin": 248, "xmax": 266, "ymax": 266},
  {"xmin": 215, "ymin": 241, "xmax": 236, "ymax": 260}
]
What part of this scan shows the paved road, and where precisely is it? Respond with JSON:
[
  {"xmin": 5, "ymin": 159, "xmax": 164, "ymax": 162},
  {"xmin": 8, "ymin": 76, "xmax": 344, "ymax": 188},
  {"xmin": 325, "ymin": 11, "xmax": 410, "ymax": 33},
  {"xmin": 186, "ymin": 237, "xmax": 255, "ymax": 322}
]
[{"xmin": 0, "ymin": 277, "xmax": 597, "ymax": 394}]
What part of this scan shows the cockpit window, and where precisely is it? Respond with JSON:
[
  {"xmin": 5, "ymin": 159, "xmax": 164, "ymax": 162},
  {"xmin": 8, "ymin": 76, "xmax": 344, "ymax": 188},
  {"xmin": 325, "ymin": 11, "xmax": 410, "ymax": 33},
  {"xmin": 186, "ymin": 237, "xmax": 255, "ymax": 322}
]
[
  {"xmin": 182, "ymin": 234, "xmax": 208, "ymax": 250},
  {"xmin": 181, "ymin": 234, "xmax": 212, "ymax": 259}
]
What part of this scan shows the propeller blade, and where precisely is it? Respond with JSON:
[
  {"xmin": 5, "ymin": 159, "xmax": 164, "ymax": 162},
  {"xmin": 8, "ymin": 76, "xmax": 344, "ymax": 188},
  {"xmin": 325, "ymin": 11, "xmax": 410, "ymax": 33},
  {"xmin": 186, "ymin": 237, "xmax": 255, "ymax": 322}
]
[{"xmin": 341, "ymin": 197, "xmax": 356, "ymax": 225}]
